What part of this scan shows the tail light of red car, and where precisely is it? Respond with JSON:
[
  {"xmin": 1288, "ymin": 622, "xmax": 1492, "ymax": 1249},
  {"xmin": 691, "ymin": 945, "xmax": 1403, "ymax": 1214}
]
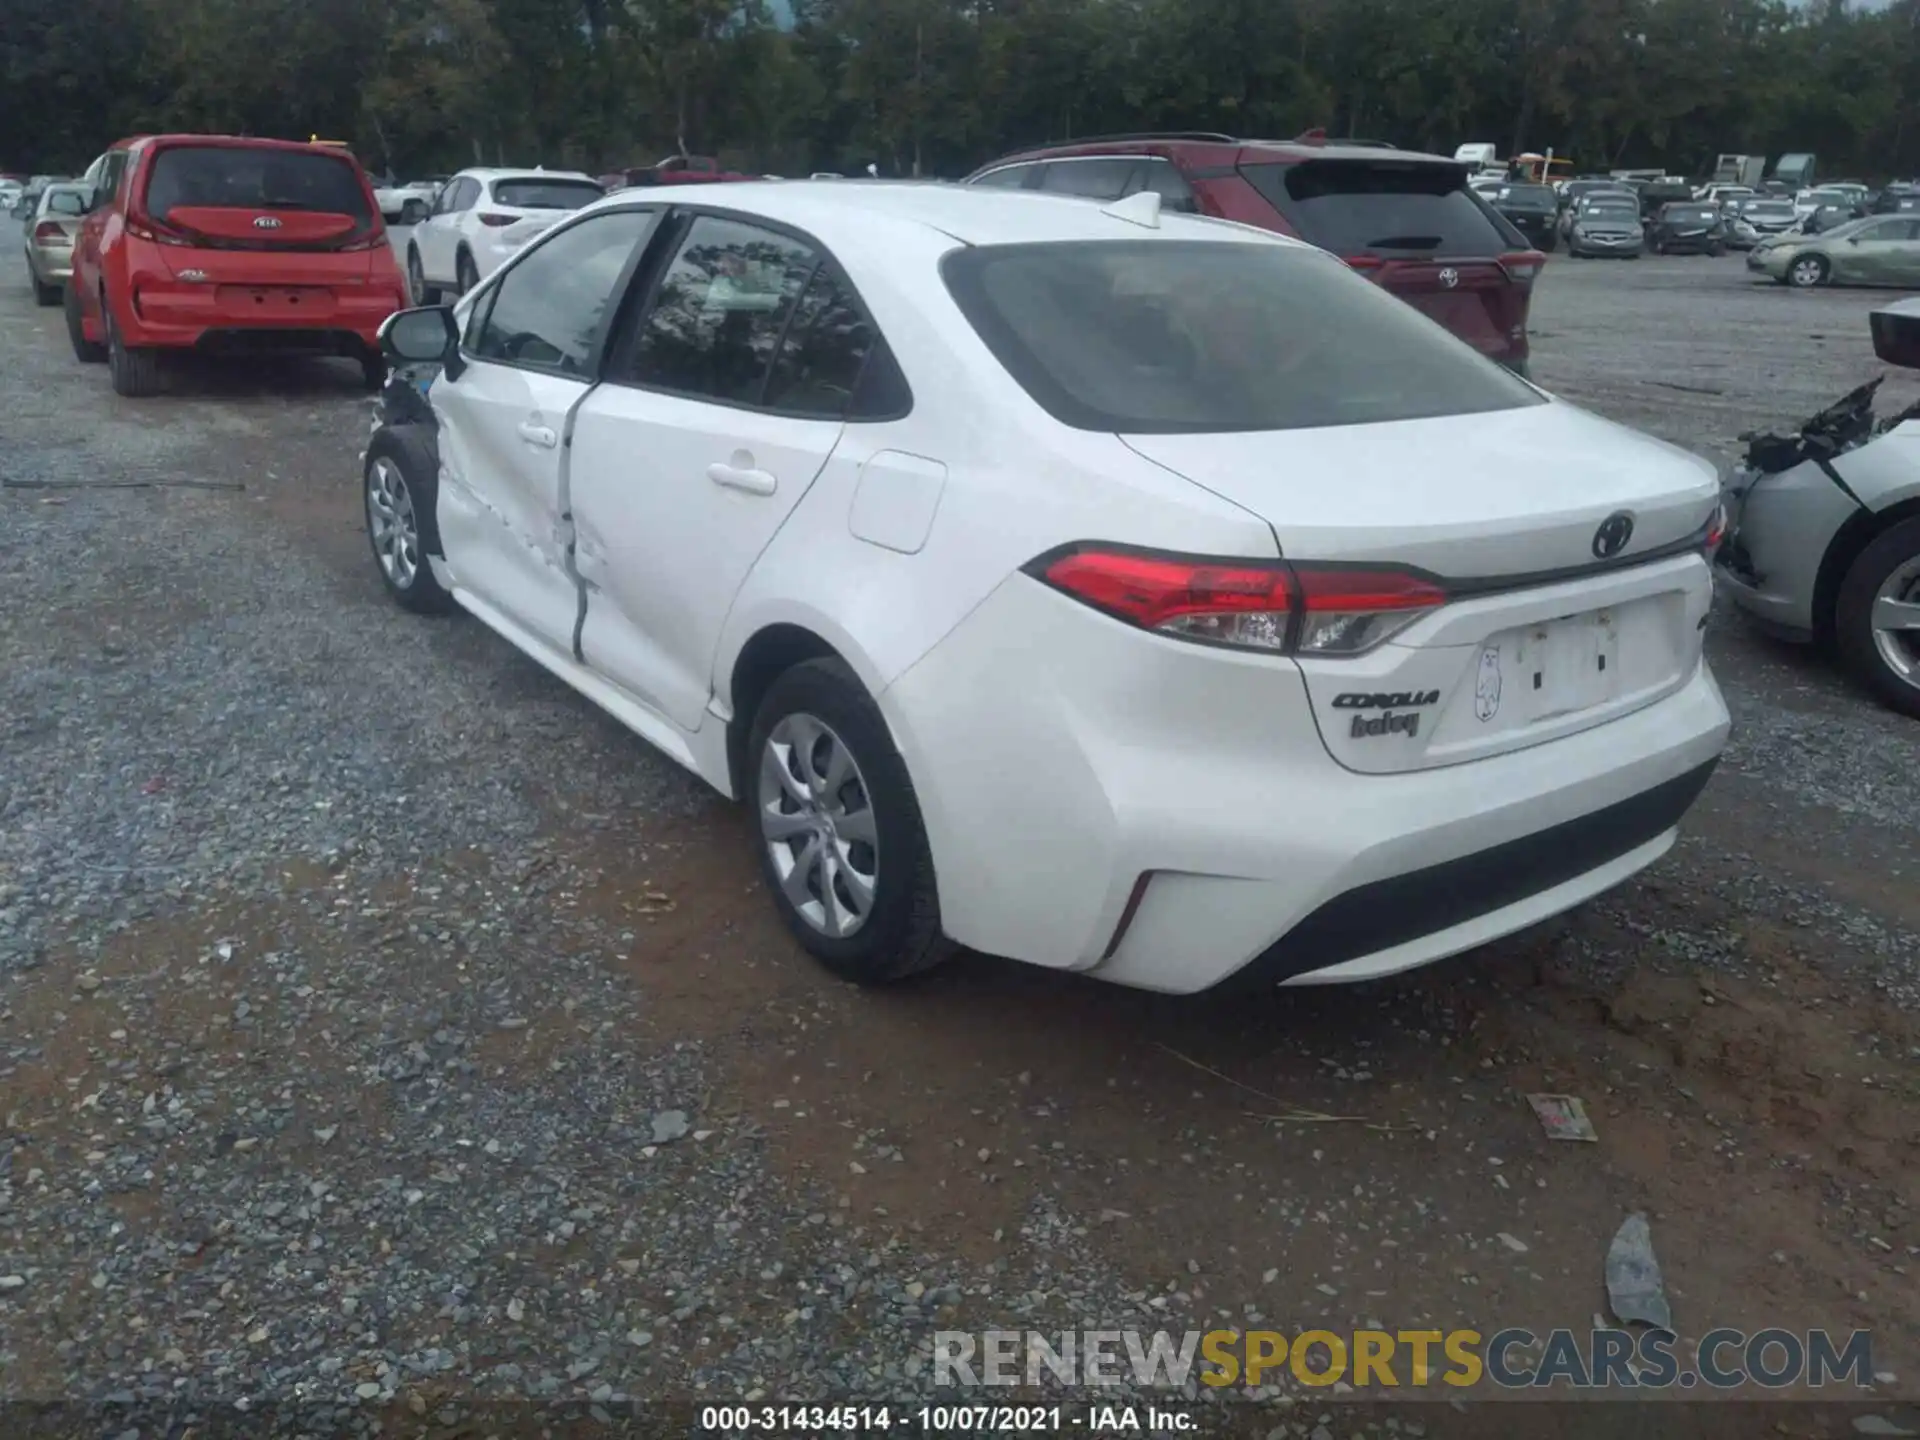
[
  {"xmin": 1498, "ymin": 250, "xmax": 1547, "ymax": 282},
  {"xmin": 126, "ymin": 216, "xmax": 192, "ymax": 246},
  {"xmin": 32, "ymin": 221, "xmax": 70, "ymax": 245},
  {"xmin": 1026, "ymin": 546, "xmax": 1447, "ymax": 658}
]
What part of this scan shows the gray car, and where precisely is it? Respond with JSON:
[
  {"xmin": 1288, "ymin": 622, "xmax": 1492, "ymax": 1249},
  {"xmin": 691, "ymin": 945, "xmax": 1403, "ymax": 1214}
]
[
  {"xmin": 1564, "ymin": 194, "xmax": 1644, "ymax": 257},
  {"xmin": 1716, "ymin": 297, "xmax": 1920, "ymax": 717},
  {"xmin": 22, "ymin": 182, "xmax": 90, "ymax": 306}
]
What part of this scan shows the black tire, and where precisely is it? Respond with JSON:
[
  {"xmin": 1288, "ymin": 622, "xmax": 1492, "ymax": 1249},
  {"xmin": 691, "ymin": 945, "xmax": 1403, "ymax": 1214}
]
[
  {"xmin": 32, "ymin": 273, "xmax": 60, "ymax": 307},
  {"xmin": 65, "ymin": 281, "xmax": 105, "ymax": 363},
  {"xmin": 746, "ymin": 657, "xmax": 952, "ymax": 984},
  {"xmin": 1788, "ymin": 253, "xmax": 1830, "ymax": 289},
  {"xmin": 364, "ymin": 424, "xmax": 454, "ymax": 615},
  {"xmin": 406, "ymin": 244, "xmax": 437, "ymax": 305},
  {"xmin": 105, "ymin": 303, "xmax": 164, "ymax": 397},
  {"xmin": 455, "ymin": 248, "xmax": 478, "ymax": 296},
  {"xmin": 1834, "ymin": 515, "xmax": 1920, "ymax": 720}
]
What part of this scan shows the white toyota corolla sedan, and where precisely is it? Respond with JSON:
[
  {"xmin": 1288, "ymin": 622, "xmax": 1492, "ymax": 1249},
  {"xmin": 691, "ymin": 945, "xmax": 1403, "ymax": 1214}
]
[{"xmin": 367, "ymin": 180, "xmax": 1732, "ymax": 994}]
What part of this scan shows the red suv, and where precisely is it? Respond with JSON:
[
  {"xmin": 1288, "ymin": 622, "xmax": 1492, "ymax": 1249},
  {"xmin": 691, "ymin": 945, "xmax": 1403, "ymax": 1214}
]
[
  {"xmin": 964, "ymin": 130, "xmax": 1545, "ymax": 376},
  {"xmin": 66, "ymin": 134, "xmax": 407, "ymax": 396}
]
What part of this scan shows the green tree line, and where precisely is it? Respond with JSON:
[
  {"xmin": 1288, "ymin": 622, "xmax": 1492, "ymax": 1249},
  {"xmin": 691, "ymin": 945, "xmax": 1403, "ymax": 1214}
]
[{"xmin": 4, "ymin": 0, "xmax": 1919, "ymax": 182}]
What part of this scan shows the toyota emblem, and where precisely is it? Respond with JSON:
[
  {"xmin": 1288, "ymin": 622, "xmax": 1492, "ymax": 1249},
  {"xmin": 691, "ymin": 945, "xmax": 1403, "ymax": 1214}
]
[
  {"xmin": 1437, "ymin": 267, "xmax": 1459, "ymax": 289},
  {"xmin": 1592, "ymin": 511, "xmax": 1636, "ymax": 559},
  {"xmin": 252, "ymin": 215, "xmax": 282, "ymax": 229}
]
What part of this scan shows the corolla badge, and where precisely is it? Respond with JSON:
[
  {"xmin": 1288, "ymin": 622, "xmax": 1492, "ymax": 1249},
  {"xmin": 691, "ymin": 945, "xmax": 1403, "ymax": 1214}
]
[
  {"xmin": 1475, "ymin": 645, "xmax": 1503, "ymax": 722},
  {"xmin": 1437, "ymin": 267, "xmax": 1459, "ymax": 289},
  {"xmin": 252, "ymin": 215, "xmax": 282, "ymax": 230},
  {"xmin": 1591, "ymin": 510, "xmax": 1636, "ymax": 559}
]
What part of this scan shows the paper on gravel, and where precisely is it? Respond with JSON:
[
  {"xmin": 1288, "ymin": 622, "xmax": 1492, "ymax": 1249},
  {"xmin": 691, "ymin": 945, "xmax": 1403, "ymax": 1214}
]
[
  {"xmin": 1605, "ymin": 1212, "xmax": 1673, "ymax": 1331},
  {"xmin": 1527, "ymin": 1093, "xmax": 1599, "ymax": 1141}
]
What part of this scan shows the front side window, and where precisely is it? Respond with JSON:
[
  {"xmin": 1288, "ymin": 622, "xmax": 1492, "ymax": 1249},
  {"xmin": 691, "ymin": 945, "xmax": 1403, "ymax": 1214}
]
[
  {"xmin": 941, "ymin": 239, "xmax": 1543, "ymax": 434},
  {"xmin": 615, "ymin": 215, "xmax": 820, "ymax": 407},
  {"xmin": 471, "ymin": 208, "xmax": 658, "ymax": 375}
]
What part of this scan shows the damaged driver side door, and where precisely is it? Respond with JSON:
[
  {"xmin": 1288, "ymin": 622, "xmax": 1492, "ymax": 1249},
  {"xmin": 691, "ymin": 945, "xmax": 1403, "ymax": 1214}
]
[{"xmin": 431, "ymin": 207, "xmax": 661, "ymax": 654}]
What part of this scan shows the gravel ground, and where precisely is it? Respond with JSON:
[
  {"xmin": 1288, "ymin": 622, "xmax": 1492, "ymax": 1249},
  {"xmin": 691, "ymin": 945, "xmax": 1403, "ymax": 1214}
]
[{"xmin": 3, "ymin": 234, "xmax": 1919, "ymax": 1440}]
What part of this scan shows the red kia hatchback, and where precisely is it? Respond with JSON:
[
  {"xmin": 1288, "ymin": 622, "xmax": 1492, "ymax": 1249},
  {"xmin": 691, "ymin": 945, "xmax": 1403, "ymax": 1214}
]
[
  {"xmin": 963, "ymin": 131, "xmax": 1546, "ymax": 376},
  {"xmin": 66, "ymin": 134, "xmax": 407, "ymax": 396}
]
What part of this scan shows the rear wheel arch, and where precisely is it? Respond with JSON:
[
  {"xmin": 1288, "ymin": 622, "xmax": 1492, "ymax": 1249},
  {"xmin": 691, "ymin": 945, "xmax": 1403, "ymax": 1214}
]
[
  {"xmin": 725, "ymin": 624, "xmax": 842, "ymax": 799},
  {"xmin": 1812, "ymin": 495, "xmax": 1920, "ymax": 650}
]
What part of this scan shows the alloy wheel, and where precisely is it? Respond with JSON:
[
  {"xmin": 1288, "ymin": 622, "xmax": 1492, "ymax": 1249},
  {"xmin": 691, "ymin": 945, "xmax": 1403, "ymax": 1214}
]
[
  {"xmin": 1790, "ymin": 257, "xmax": 1825, "ymax": 287},
  {"xmin": 366, "ymin": 457, "xmax": 419, "ymax": 588},
  {"xmin": 757, "ymin": 712, "xmax": 879, "ymax": 939},
  {"xmin": 1870, "ymin": 554, "xmax": 1920, "ymax": 691}
]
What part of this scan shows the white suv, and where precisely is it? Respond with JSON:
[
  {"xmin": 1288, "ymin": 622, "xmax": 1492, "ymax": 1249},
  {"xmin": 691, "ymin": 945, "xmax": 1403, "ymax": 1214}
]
[{"xmin": 404, "ymin": 168, "xmax": 604, "ymax": 302}]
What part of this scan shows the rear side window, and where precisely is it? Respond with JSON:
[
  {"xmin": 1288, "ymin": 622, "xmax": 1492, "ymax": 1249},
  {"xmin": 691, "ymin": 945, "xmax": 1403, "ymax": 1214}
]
[
  {"xmin": 616, "ymin": 214, "xmax": 820, "ymax": 406},
  {"xmin": 143, "ymin": 146, "xmax": 371, "ymax": 221},
  {"xmin": 491, "ymin": 178, "xmax": 604, "ymax": 210},
  {"xmin": 1038, "ymin": 159, "xmax": 1139, "ymax": 201},
  {"xmin": 1241, "ymin": 159, "xmax": 1508, "ymax": 258},
  {"xmin": 941, "ymin": 239, "xmax": 1542, "ymax": 435},
  {"xmin": 763, "ymin": 265, "xmax": 879, "ymax": 417}
]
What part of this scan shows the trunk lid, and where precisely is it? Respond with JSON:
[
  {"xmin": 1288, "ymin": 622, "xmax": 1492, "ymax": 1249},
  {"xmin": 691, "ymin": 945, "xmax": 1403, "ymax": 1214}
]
[
  {"xmin": 1121, "ymin": 403, "xmax": 1720, "ymax": 773},
  {"xmin": 162, "ymin": 206, "xmax": 361, "ymax": 248}
]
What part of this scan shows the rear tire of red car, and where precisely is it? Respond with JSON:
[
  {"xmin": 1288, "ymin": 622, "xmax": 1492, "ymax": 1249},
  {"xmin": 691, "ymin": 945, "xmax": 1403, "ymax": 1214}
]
[
  {"xmin": 65, "ymin": 283, "xmax": 106, "ymax": 364},
  {"xmin": 105, "ymin": 307, "xmax": 165, "ymax": 398}
]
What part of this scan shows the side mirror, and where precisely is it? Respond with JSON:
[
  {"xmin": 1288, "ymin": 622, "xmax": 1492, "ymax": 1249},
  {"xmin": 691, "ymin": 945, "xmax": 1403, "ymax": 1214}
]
[
  {"xmin": 400, "ymin": 198, "xmax": 429, "ymax": 226},
  {"xmin": 381, "ymin": 306, "xmax": 459, "ymax": 366},
  {"xmin": 1847, "ymin": 235, "xmax": 1861, "ymax": 245}
]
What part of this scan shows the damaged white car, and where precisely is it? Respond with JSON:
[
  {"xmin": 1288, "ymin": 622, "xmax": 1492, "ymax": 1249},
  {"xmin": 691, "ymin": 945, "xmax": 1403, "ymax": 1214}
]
[
  {"xmin": 1717, "ymin": 297, "xmax": 1920, "ymax": 719},
  {"xmin": 361, "ymin": 182, "xmax": 1729, "ymax": 993}
]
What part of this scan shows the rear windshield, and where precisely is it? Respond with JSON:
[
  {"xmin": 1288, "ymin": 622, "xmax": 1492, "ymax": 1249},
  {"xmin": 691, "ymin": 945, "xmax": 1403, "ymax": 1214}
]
[
  {"xmin": 1241, "ymin": 159, "xmax": 1510, "ymax": 258},
  {"xmin": 1496, "ymin": 185, "xmax": 1555, "ymax": 207},
  {"xmin": 940, "ymin": 240, "xmax": 1542, "ymax": 435},
  {"xmin": 490, "ymin": 178, "xmax": 604, "ymax": 210},
  {"xmin": 44, "ymin": 190, "xmax": 87, "ymax": 216},
  {"xmin": 144, "ymin": 146, "xmax": 371, "ymax": 220}
]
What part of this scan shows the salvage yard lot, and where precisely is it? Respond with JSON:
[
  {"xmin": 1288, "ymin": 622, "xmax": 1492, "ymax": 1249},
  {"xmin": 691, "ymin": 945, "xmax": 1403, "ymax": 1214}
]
[{"xmin": 2, "ymin": 232, "xmax": 1918, "ymax": 1431}]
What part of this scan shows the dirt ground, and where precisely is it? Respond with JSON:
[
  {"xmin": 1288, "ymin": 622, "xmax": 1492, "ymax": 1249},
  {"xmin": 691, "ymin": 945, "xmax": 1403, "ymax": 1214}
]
[{"xmin": 3, "ymin": 238, "xmax": 1918, "ymax": 1435}]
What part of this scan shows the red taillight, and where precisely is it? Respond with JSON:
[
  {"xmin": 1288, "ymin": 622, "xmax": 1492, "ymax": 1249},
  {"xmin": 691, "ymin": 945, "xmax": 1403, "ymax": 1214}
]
[
  {"xmin": 478, "ymin": 212, "xmax": 517, "ymax": 227},
  {"xmin": 1500, "ymin": 250, "xmax": 1546, "ymax": 282},
  {"xmin": 1704, "ymin": 502, "xmax": 1728, "ymax": 551},
  {"xmin": 126, "ymin": 216, "xmax": 190, "ymax": 246},
  {"xmin": 32, "ymin": 221, "xmax": 69, "ymax": 244},
  {"xmin": 1342, "ymin": 255, "xmax": 1384, "ymax": 272},
  {"xmin": 1290, "ymin": 565, "xmax": 1448, "ymax": 656},
  {"xmin": 340, "ymin": 224, "xmax": 387, "ymax": 251},
  {"xmin": 1029, "ymin": 547, "xmax": 1446, "ymax": 656}
]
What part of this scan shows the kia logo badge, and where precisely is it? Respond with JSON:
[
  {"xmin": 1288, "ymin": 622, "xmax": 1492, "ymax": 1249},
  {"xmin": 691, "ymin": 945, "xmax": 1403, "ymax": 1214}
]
[
  {"xmin": 252, "ymin": 215, "xmax": 282, "ymax": 229},
  {"xmin": 1437, "ymin": 267, "xmax": 1459, "ymax": 289},
  {"xmin": 1592, "ymin": 511, "xmax": 1636, "ymax": 559}
]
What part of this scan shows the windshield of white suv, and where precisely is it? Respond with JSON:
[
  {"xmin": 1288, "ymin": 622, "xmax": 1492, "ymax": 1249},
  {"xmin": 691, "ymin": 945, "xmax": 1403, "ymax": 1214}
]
[{"xmin": 940, "ymin": 240, "xmax": 1543, "ymax": 434}]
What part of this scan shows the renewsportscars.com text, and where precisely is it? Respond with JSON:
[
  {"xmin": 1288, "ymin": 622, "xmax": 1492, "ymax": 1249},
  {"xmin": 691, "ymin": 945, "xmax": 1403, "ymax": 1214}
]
[{"xmin": 932, "ymin": 1328, "xmax": 1875, "ymax": 1391}]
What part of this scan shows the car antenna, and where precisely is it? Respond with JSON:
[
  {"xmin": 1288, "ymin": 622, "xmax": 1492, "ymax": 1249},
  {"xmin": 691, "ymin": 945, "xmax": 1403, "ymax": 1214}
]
[{"xmin": 1101, "ymin": 190, "xmax": 1162, "ymax": 229}]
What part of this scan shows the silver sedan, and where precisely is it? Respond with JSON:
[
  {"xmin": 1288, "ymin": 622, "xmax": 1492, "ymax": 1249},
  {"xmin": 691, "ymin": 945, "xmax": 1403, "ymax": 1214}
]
[
  {"xmin": 23, "ymin": 182, "xmax": 90, "ymax": 307},
  {"xmin": 1717, "ymin": 298, "xmax": 1920, "ymax": 718},
  {"xmin": 1749, "ymin": 215, "xmax": 1920, "ymax": 288}
]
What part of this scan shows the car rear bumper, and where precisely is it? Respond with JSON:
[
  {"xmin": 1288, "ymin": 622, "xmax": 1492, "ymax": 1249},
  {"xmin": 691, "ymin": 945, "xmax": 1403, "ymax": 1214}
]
[
  {"xmin": 119, "ymin": 282, "xmax": 405, "ymax": 350},
  {"xmin": 883, "ymin": 574, "xmax": 1731, "ymax": 994},
  {"xmin": 27, "ymin": 246, "xmax": 72, "ymax": 282},
  {"xmin": 1714, "ymin": 460, "xmax": 1855, "ymax": 638}
]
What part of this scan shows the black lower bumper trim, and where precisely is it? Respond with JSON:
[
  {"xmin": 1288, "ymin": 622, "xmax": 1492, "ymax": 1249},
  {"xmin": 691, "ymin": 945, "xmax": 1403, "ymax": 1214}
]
[{"xmin": 1220, "ymin": 758, "xmax": 1719, "ymax": 991}]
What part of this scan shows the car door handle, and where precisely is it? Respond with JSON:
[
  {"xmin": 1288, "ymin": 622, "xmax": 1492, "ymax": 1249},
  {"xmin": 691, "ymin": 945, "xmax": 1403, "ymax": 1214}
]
[
  {"xmin": 517, "ymin": 422, "xmax": 557, "ymax": 449},
  {"xmin": 707, "ymin": 462, "xmax": 777, "ymax": 496}
]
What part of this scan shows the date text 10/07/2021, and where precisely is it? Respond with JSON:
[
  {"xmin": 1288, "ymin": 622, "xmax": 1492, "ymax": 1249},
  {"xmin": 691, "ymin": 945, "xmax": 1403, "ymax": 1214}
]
[{"xmin": 698, "ymin": 1405, "xmax": 1195, "ymax": 1433}]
